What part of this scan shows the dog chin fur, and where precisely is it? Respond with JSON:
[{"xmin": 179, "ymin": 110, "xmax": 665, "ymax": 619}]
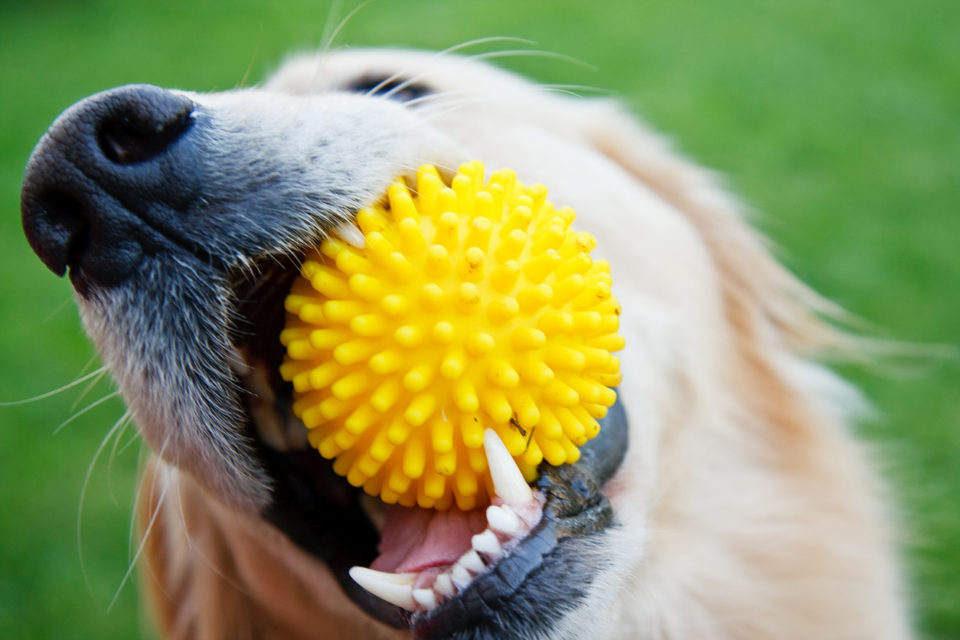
[{"xmin": 68, "ymin": 49, "xmax": 913, "ymax": 638}]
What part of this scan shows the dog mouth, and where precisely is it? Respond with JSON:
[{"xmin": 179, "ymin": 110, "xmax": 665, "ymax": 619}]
[
  {"xmin": 226, "ymin": 224, "xmax": 628, "ymax": 639},
  {"xmin": 21, "ymin": 79, "xmax": 629, "ymax": 639}
]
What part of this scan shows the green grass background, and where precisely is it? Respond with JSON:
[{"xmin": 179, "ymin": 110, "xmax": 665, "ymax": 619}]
[{"xmin": 0, "ymin": 0, "xmax": 956, "ymax": 637}]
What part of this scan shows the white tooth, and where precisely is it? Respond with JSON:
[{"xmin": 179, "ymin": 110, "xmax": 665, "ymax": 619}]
[
  {"xmin": 334, "ymin": 220, "xmax": 366, "ymax": 248},
  {"xmin": 460, "ymin": 549, "xmax": 485, "ymax": 573},
  {"xmin": 413, "ymin": 588, "xmax": 438, "ymax": 610},
  {"xmin": 451, "ymin": 562, "xmax": 473, "ymax": 590},
  {"xmin": 486, "ymin": 504, "xmax": 522, "ymax": 536},
  {"xmin": 348, "ymin": 567, "xmax": 416, "ymax": 610},
  {"xmin": 349, "ymin": 567, "xmax": 417, "ymax": 584},
  {"xmin": 433, "ymin": 572, "xmax": 454, "ymax": 596},
  {"xmin": 483, "ymin": 429, "xmax": 533, "ymax": 504},
  {"xmin": 472, "ymin": 529, "xmax": 502, "ymax": 557}
]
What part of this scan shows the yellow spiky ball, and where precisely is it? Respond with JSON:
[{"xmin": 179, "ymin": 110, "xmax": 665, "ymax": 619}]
[{"xmin": 279, "ymin": 161, "xmax": 623, "ymax": 511}]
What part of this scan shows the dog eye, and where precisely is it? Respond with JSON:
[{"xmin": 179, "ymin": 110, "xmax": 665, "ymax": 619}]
[{"xmin": 344, "ymin": 75, "xmax": 433, "ymax": 103}]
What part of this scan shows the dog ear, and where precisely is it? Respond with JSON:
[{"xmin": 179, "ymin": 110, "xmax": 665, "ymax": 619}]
[{"xmin": 567, "ymin": 99, "xmax": 844, "ymax": 358}]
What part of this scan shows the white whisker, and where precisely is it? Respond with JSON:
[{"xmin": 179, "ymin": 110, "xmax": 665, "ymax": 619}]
[
  {"xmin": 402, "ymin": 89, "xmax": 477, "ymax": 109},
  {"xmin": 120, "ymin": 434, "xmax": 174, "ymax": 589},
  {"xmin": 53, "ymin": 390, "xmax": 121, "ymax": 435},
  {"xmin": 318, "ymin": 0, "xmax": 345, "ymax": 53},
  {"xmin": 370, "ymin": 36, "xmax": 536, "ymax": 100},
  {"xmin": 237, "ymin": 26, "xmax": 264, "ymax": 89},
  {"xmin": 321, "ymin": 0, "xmax": 370, "ymax": 55},
  {"xmin": 470, "ymin": 48, "xmax": 597, "ymax": 71},
  {"xmin": 126, "ymin": 440, "xmax": 149, "ymax": 558},
  {"xmin": 70, "ymin": 368, "xmax": 110, "ymax": 411},
  {"xmin": 106, "ymin": 411, "xmax": 134, "ymax": 506},
  {"xmin": 42, "ymin": 294, "xmax": 73, "ymax": 323},
  {"xmin": 76, "ymin": 410, "xmax": 132, "ymax": 598},
  {"xmin": 539, "ymin": 82, "xmax": 613, "ymax": 95},
  {"xmin": 539, "ymin": 87, "xmax": 586, "ymax": 99},
  {"xmin": 116, "ymin": 428, "xmax": 141, "ymax": 455},
  {"xmin": 0, "ymin": 366, "xmax": 107, "ymax": 406},
  {"xmin": 107, "ymin": 466, "xmax": 170, "ymax": 613}
]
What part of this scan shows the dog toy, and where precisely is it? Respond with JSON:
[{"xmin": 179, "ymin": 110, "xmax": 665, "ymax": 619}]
[{"xmin": 280, "ymin": 161, "xmax": 623, "ymax": 511}]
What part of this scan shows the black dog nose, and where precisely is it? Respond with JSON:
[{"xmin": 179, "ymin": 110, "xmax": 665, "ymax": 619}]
[{"xmin": 21, "ymin": 84, "xmax": 196, "ymax": 287}]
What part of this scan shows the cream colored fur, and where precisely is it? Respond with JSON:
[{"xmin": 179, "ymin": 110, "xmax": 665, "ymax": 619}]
[{"xmin": 136, "ymin": 50, "xmax": 912, "ymax": 639}]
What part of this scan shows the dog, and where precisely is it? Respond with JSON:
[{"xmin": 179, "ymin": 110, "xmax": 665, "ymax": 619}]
[{"xmin": 20, "ymin": 48, "xmax": 913, "ymax": 639}]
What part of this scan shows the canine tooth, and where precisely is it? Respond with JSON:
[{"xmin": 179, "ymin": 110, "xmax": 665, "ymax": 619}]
[
  {"xmin": 433, "ymin": 572, "xmax": 454, "ymax": 596},
  {"xmin": 460, "ymin": 549, "xmax": 486, "ymax": 573},
  {"xmin": 486, "ymin": 504, "xmax": 522, "ymax": 536},
  {"xmin": 348, "ymin": 567, "xmax": 416, "ymax": 610},
  {"xmin": 349, "ymin": 567, "xmax": 417, "ymax": 584},
  {"xmin": 451, "ymin": 562, "xmax": 473, "ymax": 590},
  {"xmin": 335, "ymin": 221, "xmax": 366, "ymax": 248},
  {"xmin": 483, "ymin": 429, "xmax": 533, "ymax": 504},
  {"xmin": 472, "ymin": 529, "xmax": 502, "ymax": 557},
  {"xmin": 413, "ymin": 588, "xmax": 438, "ymax": 610}
]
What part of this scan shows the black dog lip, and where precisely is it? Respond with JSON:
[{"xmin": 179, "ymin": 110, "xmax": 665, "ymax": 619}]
[
  {"xmin": 257, "ymin": 381, "xmax": 628, "ymax": 638},
  {"xmin": 410, "ymin": 398, "xmax": 628, "ymax": 640},
  {"xmin": 408, "ymin": 463, "xmax": 619, "ymax": 639},
  {"xmin": 411, "ymin": 522, "xmax": 563, "ymax": 639}
]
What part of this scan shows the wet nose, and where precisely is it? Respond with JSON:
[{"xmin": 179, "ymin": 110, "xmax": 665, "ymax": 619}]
[{"xmin": 21, "ymin": 84, "xmax": 196, "ymax": 287}]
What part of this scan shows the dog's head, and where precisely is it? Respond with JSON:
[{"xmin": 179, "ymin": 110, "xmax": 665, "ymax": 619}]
[{"xmin": 21, "ymin": 49, "xmax": 837, "ymax": 639}]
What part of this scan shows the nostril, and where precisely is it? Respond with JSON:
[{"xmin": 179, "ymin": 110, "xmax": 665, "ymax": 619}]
[
  {"xmin": 96, "ymin": 100, "xmax": 194, "ymax": 165},
  {"xmin": 22, "ymin": 85, "xmax": 190, "ymax": 287},
  {"xmin": 22, "ymin": 189, "xmax": 90, "ymax": 277}
]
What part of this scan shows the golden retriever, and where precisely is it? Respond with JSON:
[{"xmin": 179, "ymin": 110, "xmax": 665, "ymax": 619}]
[{"xmin": 20, "ymin": 48, "xmax": 912, "ymax": 639}]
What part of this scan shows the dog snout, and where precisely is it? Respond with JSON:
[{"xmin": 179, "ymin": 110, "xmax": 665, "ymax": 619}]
[{"xmin": 21, "ymin": 84, "xmax": 199, "ymax": 288}]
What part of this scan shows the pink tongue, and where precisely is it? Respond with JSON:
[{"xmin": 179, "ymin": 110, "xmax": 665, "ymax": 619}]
[{"xmin": 370, "ymin": 505, "xmax": 487, "ymax": 574}]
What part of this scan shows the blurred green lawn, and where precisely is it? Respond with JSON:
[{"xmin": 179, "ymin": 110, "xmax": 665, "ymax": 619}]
[{"xmin": 1, "ymin": 0, "xmax": 956, "ymax": 638}]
